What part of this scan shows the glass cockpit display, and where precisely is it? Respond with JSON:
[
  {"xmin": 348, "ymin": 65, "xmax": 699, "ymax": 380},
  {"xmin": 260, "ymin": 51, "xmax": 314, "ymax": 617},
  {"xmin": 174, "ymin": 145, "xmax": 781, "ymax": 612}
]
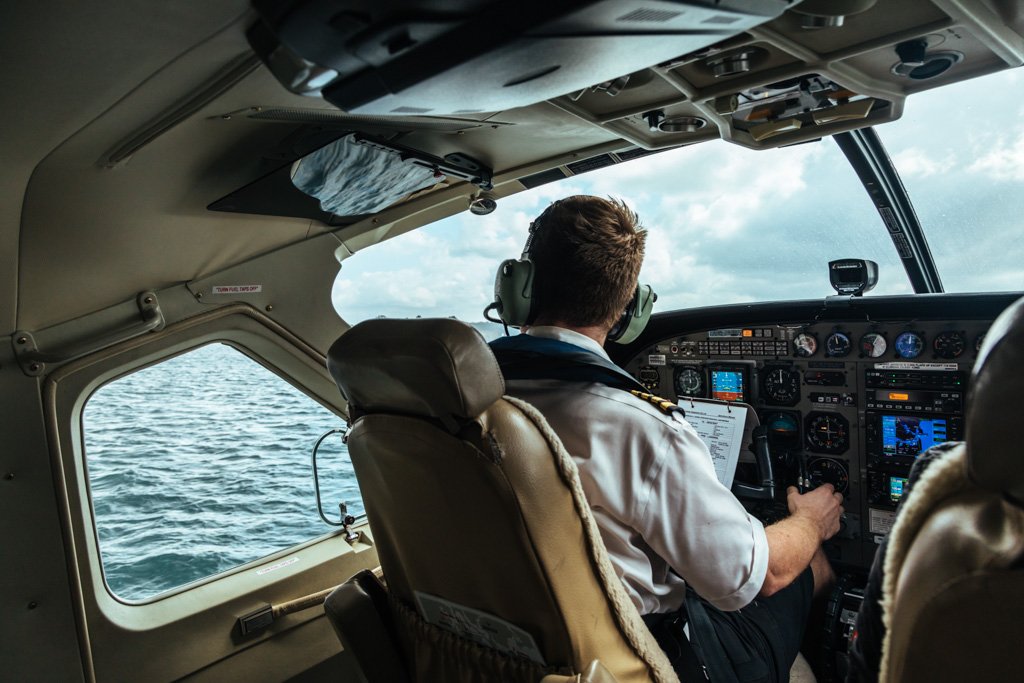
[
  {"xmin": 889, "ymin": 476, "xmax": 909, "ymax": 503},
  {"xmin": 709, "ymin": 367, "xmax": 747, "ymax": 402},
  {"xmin": 880, "ymin": 414, "xmax": 948, "ymax": 457}
]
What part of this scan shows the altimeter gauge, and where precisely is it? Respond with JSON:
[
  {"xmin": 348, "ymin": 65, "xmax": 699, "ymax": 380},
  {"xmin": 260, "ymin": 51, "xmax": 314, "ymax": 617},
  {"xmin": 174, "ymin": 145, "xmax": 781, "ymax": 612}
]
[{"xmin": 761, "ymin": 367, "xmax": 800, "ymax": 406}]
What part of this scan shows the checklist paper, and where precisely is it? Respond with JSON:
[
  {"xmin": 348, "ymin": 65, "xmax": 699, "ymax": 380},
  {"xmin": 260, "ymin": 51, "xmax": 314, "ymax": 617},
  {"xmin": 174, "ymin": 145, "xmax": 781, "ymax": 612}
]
[{"xmin": 679, "ymin": 400, "xmax": 748, "ymax": 489}]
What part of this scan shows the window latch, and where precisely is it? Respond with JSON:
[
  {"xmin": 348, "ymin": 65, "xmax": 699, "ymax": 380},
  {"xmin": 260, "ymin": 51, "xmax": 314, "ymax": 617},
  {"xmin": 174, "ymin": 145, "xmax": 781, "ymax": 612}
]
[{"xmin": 339, "ymin": 502, "xmax": 360, "ymax": 544}]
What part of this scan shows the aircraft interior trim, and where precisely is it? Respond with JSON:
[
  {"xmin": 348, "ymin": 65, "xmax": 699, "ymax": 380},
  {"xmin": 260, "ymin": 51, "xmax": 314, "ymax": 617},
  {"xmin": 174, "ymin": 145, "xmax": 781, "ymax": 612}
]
[{"xmin": 2, "ymin": 0, "xmax": 1023, "ymax": 681}]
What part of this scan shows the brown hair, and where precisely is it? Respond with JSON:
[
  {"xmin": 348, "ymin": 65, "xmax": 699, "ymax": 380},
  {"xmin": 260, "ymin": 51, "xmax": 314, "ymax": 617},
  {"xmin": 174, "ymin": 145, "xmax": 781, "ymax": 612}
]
[{"xmin": 527, "ymin": 195, "xmax": 647, "ymax": 329}]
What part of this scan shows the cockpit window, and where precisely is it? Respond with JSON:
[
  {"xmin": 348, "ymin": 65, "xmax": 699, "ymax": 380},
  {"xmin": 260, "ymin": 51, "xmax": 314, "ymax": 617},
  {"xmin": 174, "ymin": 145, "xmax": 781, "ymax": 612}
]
[
  {"xmin": 878, "ymin": 67, "xmax": 1024, "ymax": 293},
  {"xmin": 334, "ymin": 135, "xmax": 907, "ymax": 324},
  {"xmin": 82, "ymin": 343, "xmax": 359, "ymax": 601}
]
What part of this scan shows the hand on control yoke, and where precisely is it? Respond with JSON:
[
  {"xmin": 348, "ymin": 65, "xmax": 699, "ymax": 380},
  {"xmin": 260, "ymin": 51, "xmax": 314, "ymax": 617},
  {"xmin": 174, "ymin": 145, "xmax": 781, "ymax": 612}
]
[{"xmin": 787, "ymin": 484, "xmax": 844, "ymax": 541}]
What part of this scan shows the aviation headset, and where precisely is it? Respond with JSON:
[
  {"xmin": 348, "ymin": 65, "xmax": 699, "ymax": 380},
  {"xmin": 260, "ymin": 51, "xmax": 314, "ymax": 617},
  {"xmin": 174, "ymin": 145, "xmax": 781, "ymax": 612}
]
[{"xmin": 488, "ymin": 218, "xmax": 657, "ymax": 345}]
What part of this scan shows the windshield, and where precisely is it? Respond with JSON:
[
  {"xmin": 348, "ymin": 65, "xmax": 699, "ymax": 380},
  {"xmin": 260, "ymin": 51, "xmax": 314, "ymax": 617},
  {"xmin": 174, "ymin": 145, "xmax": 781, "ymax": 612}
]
[
  {"xmin": 880, "ymin": 67, "xmax": 1024, "ymax": 293},
  {"xmin": 334, "ymin": 135, "xmax": 911, "ymax": 324}
]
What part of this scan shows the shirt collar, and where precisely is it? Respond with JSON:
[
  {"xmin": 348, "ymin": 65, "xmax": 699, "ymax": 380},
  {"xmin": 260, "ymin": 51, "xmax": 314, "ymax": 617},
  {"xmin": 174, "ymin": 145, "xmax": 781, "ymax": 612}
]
[{"xmin": 525, "ymin": 326, "xmax": 611, "ymax": 360}]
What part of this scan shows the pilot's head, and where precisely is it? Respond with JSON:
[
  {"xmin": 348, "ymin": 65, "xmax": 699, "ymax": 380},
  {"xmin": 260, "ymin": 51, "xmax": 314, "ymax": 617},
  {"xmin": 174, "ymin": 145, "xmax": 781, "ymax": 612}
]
[{"xmin": 527, "ymin": 195, "xmax": 647, "ymax": 333}]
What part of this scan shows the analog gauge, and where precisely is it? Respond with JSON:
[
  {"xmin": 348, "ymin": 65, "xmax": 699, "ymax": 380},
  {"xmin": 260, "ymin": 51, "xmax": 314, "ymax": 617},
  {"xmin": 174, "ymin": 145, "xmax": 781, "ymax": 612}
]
[
  {"xmin": 807, "ymin": 458, "xmax": 849, "ymax": 494},
  {"xmin": 825, "ymin": 332, "xmax": 851, "ymax": 358},
  {"xmin": 860, "ymin": 332, "xmax": 887, "ymax": 358},
  {"xmin": 761, "ymin": 367, "xmax": 800, "ymax": 406},
  {"xmin": 674, "ymin": 367, "xmax": 704, "ymax": 397},
  {"xmin": 894, "ymin": 332, "xmax": 924, "ymax": 359},
  {"xmin": 933, "ymin": 331, "xmax": 965, "ymax": 359},
  {"xmin": 638, "ymin": 366, "xmax": 661, "ymax": 392},
  {"xmin": 793, "ymin": 333, "xmax": 818, "ymax": 358},
  {"xmin": 764, "ymin": 411, "xmax": 800, "ymax": 451},
  {"xmin": 805, "ymin": 412, "xmax": 850, "ymax": 454}
]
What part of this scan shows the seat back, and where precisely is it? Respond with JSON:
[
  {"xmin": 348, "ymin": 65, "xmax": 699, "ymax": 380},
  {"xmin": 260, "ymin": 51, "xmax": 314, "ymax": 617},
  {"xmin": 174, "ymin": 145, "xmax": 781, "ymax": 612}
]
[
  {"xmin": 882, "ymin": 296, "xmax": 1024, "ymax": 683},
  {"xmin": 324, "ymin": 569, "xmax": 412, "ymax": 683},
  {"xmin": 327, "ymin": 319, "xmax": 676, "ymax": 683}
]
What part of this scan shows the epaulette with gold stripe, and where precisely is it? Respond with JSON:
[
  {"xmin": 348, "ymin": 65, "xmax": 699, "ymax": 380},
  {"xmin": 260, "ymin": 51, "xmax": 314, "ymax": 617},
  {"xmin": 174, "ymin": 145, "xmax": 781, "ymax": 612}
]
[{"xmin": 629, "ymin": 390, "xmax": 686, "ymax": 417}]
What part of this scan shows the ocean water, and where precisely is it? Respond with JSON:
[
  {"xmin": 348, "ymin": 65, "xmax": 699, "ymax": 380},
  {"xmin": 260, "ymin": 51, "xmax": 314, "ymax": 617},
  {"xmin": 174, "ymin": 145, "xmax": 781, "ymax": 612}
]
[
  {"xmin": 82, "ymin": 343, "xmax": 362, "ymax": 601},
  {"xmin": 82, "ymin": 322, "xmax": 507, "ymax": 601}
]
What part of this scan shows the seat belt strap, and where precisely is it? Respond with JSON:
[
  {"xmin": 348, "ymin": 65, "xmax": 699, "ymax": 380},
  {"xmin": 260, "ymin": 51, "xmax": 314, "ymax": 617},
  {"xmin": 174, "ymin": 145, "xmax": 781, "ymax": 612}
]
[{"xmin": 684, "ymin": 590, "xmax": 740, "ymax": 683}]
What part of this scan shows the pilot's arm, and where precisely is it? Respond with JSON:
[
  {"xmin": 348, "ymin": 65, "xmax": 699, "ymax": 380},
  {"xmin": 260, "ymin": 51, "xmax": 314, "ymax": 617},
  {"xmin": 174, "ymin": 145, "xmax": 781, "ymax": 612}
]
[
  {"xmin": 642, "ymin": 415, "xmax": 843, "ymax": 608},
  {"xmin": 760, "ymin": 485, "xmax": 844, "ymax": 597},
  {"xmin": 641, "ymin": 417, "xmax": 772, "ymax": 611}
]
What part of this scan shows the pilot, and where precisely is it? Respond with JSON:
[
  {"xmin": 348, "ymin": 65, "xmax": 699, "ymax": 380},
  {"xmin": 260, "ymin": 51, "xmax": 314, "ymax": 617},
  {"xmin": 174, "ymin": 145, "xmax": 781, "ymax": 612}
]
[{"xmin": 488, "ymin": 195, "xmax": 844, "ymax": 682}]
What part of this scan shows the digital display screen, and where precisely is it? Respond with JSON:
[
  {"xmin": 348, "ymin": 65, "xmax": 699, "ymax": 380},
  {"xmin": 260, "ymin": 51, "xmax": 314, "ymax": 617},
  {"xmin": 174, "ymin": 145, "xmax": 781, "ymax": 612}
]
[
  {"xmin": 710, "ymin": 369, "xmax": 745, "ymax": 402},
  {"xmin": 881, "ymin": 414, "xmax": 948, "ymax": 457},
  {"xmin": 889, "ymin": 476, "xmax": 909, "ymax": 503}
]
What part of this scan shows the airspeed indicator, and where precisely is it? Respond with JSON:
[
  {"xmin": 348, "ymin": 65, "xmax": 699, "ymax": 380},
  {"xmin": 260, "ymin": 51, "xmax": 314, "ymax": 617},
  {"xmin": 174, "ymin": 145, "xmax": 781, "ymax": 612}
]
[{"xmin": 825, "ymin": 332, "xmax": 851, "ymax": 358}]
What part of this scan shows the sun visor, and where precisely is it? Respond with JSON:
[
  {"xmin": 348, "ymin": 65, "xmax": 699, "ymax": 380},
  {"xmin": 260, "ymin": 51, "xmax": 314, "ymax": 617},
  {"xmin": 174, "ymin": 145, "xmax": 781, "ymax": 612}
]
[
  {"xmin": 208, "ymin": 132, "xmax": 493, "ymax": 225},
  {"xmin": 291, "ymin": 134, "xmax": 443, "ymax": 215}
]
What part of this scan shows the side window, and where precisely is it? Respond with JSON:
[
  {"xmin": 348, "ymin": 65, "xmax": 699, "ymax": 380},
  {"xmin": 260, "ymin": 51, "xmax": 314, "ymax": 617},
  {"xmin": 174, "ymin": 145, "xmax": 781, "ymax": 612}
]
[{"xmin": 82, "ymin": 343, "xmax": 360, "ymax": 601}]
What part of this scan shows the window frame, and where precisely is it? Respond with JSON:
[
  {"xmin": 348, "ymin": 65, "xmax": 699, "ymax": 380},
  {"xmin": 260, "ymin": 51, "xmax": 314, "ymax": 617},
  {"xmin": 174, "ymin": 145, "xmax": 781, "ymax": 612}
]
[{"xmin": 46, "ymin": 304, "xmax": 373, "ymax": 633}]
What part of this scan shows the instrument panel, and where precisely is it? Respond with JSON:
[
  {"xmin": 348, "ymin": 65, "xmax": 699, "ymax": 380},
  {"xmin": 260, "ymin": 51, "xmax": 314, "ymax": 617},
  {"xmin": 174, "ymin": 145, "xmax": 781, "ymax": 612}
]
[{"xmin": 623, "ymin": 318, "xmax": 989, "ymax": 568}]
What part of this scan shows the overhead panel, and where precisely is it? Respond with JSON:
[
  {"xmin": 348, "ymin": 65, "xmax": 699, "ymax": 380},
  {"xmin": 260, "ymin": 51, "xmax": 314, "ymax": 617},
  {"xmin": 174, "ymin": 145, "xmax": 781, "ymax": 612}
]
[{"xmin": 248, "ymin": 0, "xmax": 792, "ymax": 115}]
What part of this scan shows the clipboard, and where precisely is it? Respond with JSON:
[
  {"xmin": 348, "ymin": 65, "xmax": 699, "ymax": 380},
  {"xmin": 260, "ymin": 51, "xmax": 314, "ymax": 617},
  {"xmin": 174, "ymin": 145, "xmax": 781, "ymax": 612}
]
[{"xmin": 677, "ymin": 397, "xmax": 759, "ymax": 489}]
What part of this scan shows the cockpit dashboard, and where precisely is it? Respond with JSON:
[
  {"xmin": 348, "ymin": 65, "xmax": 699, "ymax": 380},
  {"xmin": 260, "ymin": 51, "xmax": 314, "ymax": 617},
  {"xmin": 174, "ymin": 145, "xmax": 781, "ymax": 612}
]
[{"xmin": 614, "ymin": 293, "xmax": 1018, "ymax": 571}]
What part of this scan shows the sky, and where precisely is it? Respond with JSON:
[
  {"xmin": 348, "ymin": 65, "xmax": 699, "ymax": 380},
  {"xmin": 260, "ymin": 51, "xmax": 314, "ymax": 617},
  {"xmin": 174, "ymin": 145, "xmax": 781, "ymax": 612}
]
[{"xmin": 331, "ymin": 67, "xmax": 1024, "ymax": 324}]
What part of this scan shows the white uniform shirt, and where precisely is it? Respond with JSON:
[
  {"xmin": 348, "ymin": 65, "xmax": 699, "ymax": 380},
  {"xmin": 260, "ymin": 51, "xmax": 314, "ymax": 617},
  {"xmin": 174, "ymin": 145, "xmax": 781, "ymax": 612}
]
[{"xmin": 503, "ymin": 326, "xmax": 769, "ymax": 614}]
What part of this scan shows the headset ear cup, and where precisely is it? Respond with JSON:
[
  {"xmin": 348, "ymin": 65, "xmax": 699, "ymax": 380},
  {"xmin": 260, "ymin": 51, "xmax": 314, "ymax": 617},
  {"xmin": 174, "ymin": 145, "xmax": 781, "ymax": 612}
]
[
  {"xmin": 610, "ymin": 283, "xmax": 656, "ymax": 345},
  {"xmin": 493, "ymin": 258, "xmax": 535, "ymax": 327}
]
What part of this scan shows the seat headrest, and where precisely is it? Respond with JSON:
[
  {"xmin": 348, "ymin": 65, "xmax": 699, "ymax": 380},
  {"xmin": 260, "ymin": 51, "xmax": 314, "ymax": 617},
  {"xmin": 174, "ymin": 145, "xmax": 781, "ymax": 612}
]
[
  {"xmin": 966, "ymin": 295, "xmax": 1024, "ymax": 505},
  {"xmin": 328, "ymin": 318, "xmax": 505, "ymax": 430}
]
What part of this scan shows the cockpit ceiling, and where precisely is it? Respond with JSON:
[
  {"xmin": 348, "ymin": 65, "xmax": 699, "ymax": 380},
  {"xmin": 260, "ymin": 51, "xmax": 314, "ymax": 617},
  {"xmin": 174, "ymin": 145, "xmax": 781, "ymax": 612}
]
[{"xmin": 2, "ymin": 0, "xmax": 1023, "ymax": 333}]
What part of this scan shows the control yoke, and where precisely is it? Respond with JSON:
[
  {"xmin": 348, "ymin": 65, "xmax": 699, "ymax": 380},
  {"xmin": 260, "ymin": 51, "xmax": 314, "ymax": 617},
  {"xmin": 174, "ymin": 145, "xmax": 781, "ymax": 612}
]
[{"xmin": 732, "ymin": 426, "xmax": 776, "ymax": 501}]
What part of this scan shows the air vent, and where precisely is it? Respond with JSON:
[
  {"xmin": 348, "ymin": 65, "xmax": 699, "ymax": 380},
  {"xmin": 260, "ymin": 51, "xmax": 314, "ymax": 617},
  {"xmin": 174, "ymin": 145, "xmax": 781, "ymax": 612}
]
[
  {"xmin": 390, "ymin": 106, "xmax": 432, "ymax": 114},
  {"xmin": 615, "ymin": 147, "xmax": 661, "ymax": 162},
  {"xmin": 616, "ymin": 8, "xmax": 683, "ymax": 22},
  {"xmin": 519, "ymin": 169, "xmax": 567, "ymax": 189},
  {"xmin": 567, "ymin": 154, "xmax": 616, "ymax": 174},
  {"xmin": 702, "ymin": 15, "xmax": 741, "ymax": 25}
]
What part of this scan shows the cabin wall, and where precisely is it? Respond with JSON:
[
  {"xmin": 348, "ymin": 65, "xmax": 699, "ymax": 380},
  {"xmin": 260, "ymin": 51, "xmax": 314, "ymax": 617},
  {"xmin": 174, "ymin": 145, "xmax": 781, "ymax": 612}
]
[{"xmin": 0, "ymin": 359, "xmax": 86, "ymax": 680}]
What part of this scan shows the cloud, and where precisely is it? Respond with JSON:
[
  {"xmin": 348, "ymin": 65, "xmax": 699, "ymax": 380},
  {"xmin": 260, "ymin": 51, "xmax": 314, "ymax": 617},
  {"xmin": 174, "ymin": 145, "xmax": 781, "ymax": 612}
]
[
  {"xmin": 332, "ymin": 138, "xmax": 884, "ymax": 323},
  {"xmin": 967, "ymin": 131, "xmax": 1024, "ymax": 182},
  {"xmin": 892, "ymin": 147, "xmax": 954, "ymax": 178},
  {"xmin": 332, "ymin": 67, "xmax": 1024, "ymax": 325}
]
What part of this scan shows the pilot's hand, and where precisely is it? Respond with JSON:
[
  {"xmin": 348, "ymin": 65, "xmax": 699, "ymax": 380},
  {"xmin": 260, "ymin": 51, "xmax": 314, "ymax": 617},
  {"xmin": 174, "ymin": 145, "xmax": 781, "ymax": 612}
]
[{"xmin": 787, "ymin": 484, "xmax": 844, "ymax": 541}]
